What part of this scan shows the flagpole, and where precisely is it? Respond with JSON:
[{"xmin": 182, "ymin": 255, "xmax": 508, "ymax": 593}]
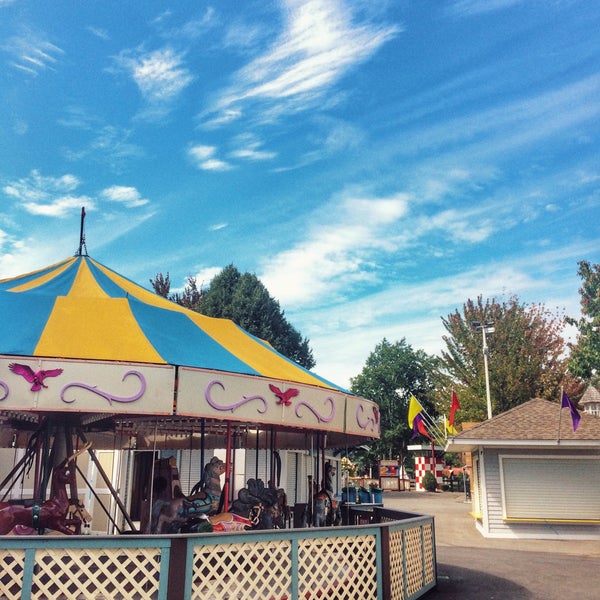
[{"xmin": 557, "ymin": 386, "xmax": 563, "ymax": 443}]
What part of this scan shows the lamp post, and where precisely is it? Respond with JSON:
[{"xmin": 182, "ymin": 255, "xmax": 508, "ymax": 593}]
[{"xmin": 472, "ymin": 320, "xmax": 494, "ymax": 419}]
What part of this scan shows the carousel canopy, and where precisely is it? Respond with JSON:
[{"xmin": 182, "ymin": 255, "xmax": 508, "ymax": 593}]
[{"xmin": 0, "ymin": 255, "xmax": 380, "ymax": 449}]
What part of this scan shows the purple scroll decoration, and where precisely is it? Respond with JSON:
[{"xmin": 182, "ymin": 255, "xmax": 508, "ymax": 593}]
[
  {"xmin": 294, "ymin": 396, "xmax": 335, "ymax": 423},
  {"xmin": 0, "ymin": 380, "xmax": 8, "ymax": 402},
  {"xmin": 356, "ymin": 403, "xmax": 380, "ymax": 433},
  {"xmin": 61, "ymin": 370, "xmax": 147, "ymax": 405},
  {"xmin": 205, "ymin": 379, "xmax": 268, "ymax": 414}
]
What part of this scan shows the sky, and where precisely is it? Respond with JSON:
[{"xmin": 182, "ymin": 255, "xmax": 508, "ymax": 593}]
[{"xmin": 1, "ymin": 0, "xmax": 599, "ymax": 389}]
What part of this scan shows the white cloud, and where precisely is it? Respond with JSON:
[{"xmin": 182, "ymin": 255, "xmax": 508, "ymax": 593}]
[
  {"xmin": 2, "ymin": 30, "xmax": 64, "ymax": 75},
  {"xmin": 260, "ymin": 193, "xmax": 409, "ymax": 306},
  {"xmin": 188, "ymin": 144, "xmax": 232, "ymax": 171},
  {"xmin": 114, "ymin": 47, "xmax": 192, "ymax": 118},
  {"xmin": 101, "ymin": 185, "xmax": 149, "ymax": 208},
  {"xmin": 3, "ymin": 171, "xmax": 92, "ymax": 217},
  {"xmin": 202, "ymin": 0, "xmax": 399, "ymax": 124}
]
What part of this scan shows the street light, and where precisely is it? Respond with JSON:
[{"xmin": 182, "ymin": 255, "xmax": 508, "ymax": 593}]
[{"xmin": 472, "ymin": 320, "xmax": 495, "ymax": 420}]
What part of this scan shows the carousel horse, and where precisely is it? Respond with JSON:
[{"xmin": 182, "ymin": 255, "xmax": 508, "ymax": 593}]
[
  {"xmin": 231, "ymin": 478, "xmax": 279, "ymax": 530},
  {"xmin": 150, "ymin": 456, "xmax": 225, "ymax": 534},
  {"xmin": 303, "ymin": 462, "xmax": 341, "ymax": 527},
  {"xmin": 0, "ymin": 443, "xmax": 90, "ymax": 535}
]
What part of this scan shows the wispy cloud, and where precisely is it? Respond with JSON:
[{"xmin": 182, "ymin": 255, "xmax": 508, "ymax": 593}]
[
  {"xmin": 202, "ymin": 0, "xmax": 399, "ymax": 125},
  {"xmin": 101, "ymin": 185, "xmax": 149, "ymax": 208},
  {"xmin": 260, "ymin": 192, "xmax": 409, "ymax": 306},
  {"xmin": 3, "ymin": 170, "xmax": 92, "ymax": 217},
  {"xmin": 449, "ymin": 0, "xmax": 524, "ymax": 17},
  {"xmin": 229, "ymin": 134, "xmax": 276, "ymax": 161},
  {"xmin": 113, "ymin": 47, "xmax": 192, "ymax": 118},
  {"xmin": 188, "ymin": 144, "xmax": 232, "ymax": 171},
  {"xmin": 2, "ymin": 29, "xmax": 63, "ymax": 75}
]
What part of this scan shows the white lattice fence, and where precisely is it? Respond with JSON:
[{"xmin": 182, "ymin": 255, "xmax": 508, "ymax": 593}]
[
  {"xmin": 297, "ymin": 534, "xmax": 378, "ymax": 600},
  {"xmin": 0, "ymin": 548, "xmax": 25, "ymax": 600},
  {"xmin": 31, "ymin": 546, "xmax": 162, "ymax": 600},
  {"xmin": 190, "ymin": 539, "xmax": 292, "ymax": 600}
]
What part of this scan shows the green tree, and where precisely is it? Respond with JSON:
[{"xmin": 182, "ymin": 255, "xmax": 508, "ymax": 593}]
[
  {"xmin": 439, "ymin": 295, "xmax": 568, "ymax": 421},
  {"xmin": 199, "ymin": 265, "xmax": 315, "ymax": 370},
  {"xmin": 350, "ymin": 338, "xmax": 439, "ymax": 464},
  {"xmin": 150, "ymin": 272, "xmax": 204, "ymax": 310},
  {"xmin": 568, "ymin": 260, "xmax": 600, "ymax": 383}
]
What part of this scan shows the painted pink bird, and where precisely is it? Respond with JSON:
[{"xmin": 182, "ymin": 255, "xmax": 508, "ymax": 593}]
[
  {"xmin": 269, "ymin": 384, "xmax": 299, "ymax": 406},
  {"xmin": 9, "ymin": 363, "xmax": 63, "ymax": 391}
]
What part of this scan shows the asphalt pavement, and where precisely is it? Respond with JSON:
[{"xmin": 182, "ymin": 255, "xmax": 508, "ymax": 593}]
[{"xmin": 382, "ymin": 491, "xmax": 599, "ymax": 600}]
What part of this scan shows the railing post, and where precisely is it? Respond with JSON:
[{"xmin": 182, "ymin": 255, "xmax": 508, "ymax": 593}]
[
  {"xmin": 167, "ymin": 537, "xmax": 189, "ymax": 600},
  {"xmin": 380, "ymin": 526, "xmax": 392, "ymax": 600}
]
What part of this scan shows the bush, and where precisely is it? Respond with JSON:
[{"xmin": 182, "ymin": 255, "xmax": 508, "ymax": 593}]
[{"xmin": 422, "ymin": 472, "xmax": 437, "ymax": 492}]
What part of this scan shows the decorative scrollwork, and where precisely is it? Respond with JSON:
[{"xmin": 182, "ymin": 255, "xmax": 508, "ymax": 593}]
[
  {"xmin": 356, "ymin": 403, "xmax": 379, "ymax": 432},
  {"xmin": 294, "ymin": 397, "xmax": 335, "ymax": 423},
  {"xmin": 0, "ymin": 380, "xmax": 8, "ymax": 401},
  {"xmin": 60, "ymin": 370, "xmax": 146, "ymax": 405},
  {"xmin": 205, "ymin": 380, "xmax": 268, "ymax": 414}
]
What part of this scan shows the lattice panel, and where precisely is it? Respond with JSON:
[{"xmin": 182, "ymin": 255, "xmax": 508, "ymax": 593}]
[
  {"xmin": 298, "ymin": 534, "xmax": 377, "ymax": 600},
  {"xmin": 388, "ymin": 529, "xmax": 405, "ymax": 600},
  {"xmin": 191, "ymin": 539, "xmax": 292, "ymax": 600},
  {"xmin": 422, "ymin": 524, "xmax": 435, "ymax": 584},
  {"xmin": 0, "ymin": 548, "xmax": 25, "ymax": 600},
  {"xmin": 31, "ymin": 547, "xmax": 162, "ymax": 600},
  {"xmin": 404, "ymin": 527, "xmax": 424, "ymax": 597}
]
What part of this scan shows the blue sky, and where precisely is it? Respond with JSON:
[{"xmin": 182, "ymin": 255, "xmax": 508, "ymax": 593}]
[{"xmin": 1, "ymin": 0, "xmax": 599, "ymax": 388}]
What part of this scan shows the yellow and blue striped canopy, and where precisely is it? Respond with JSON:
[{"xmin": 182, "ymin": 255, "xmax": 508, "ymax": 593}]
[{"xmin": 0, "ymin": 255, "xmax": 342, "ymax": 392}]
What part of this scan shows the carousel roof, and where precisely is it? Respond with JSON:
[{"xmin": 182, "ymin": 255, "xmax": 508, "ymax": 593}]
[
  {"xmin": 0, "ymin": 255, "xmax": 338, "ymax": 389},
  {"xmin": 0, "ymin": 254, "xmax": 380, "ymax": 449}
]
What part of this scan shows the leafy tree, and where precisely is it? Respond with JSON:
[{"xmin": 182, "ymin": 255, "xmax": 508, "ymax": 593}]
[
  {"xmin": 568, "ymin": 260, "xmax": 600, "ymax": 384},
  {"xmin": 198, "ymin": 265, "xmax": 316, "ymax": 370},
  {"xmin": 150, "ymin": 272, "xmax": 204, "ymax": 311},
  {"xmin": 439, "ymin": 295, "xmax": 568, "ymax": 421},
  {"xmin": 350, "ymin": 338, "xmax": 439, "ymax": 465}
]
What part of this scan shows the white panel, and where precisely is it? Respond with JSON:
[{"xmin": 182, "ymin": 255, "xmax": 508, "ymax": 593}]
[{"xmin": 501, "ymin": 456, "xmax": 600, "ymax": 520}]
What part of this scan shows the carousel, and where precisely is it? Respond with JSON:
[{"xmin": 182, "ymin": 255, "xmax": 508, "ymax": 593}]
[
  {"xmin": 0, "ymin": 212, "xmax": 380, "ymax": 537},
  {"xmin": 0, "ymin": 215, "xmax": 436, "ymax": 600}
]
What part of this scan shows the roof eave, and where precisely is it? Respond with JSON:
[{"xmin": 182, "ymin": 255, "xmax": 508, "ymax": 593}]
[{"xmin": 446, "ymin": 438, "xmax": 600, "ymax": 452}]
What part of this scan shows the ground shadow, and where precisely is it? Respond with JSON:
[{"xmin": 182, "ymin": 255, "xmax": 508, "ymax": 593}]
[{"xmin": 424, "ymin": 562, "xmax": 532, "ymax": 599}]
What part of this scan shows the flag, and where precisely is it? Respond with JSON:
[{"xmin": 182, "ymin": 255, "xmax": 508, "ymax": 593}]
[
  {"xmin": 408, "ymin": 395, "xmax": 432, "ymax": 439},
  {"xmin": 446, "ymin": 391, "xmax": 460, "ymax": 435},
  {"xmin": 445, "ymin": 418, "xmax": 458, "ymax": 436},
  {"xmin": 449, "ymin": 391, "xmax": 460, "ymax": 426},
  {"xmin": 561, "ymin": 391, "xmax": 581, "ymax": 432}
]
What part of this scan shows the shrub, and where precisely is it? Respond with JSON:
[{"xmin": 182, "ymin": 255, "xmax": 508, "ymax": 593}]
[{"xmin": 422, "ymin": 471, "xmax": 437, "ymax": 492}]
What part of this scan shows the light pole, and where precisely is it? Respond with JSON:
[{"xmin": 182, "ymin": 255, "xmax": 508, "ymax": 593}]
[{"xmin": 472, "ymin": 320, "xmax": 494, "ymax": 419}]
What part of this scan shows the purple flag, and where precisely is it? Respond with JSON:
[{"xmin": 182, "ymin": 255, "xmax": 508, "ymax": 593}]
[{"xmin": 561, "ymin": 391, "xmax": 581, "ymax": 432}]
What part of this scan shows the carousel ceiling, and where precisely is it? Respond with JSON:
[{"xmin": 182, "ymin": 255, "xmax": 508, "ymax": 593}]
[{"xmin": 0, "ymin": 255, "xmax": 380, "ymax": 449}]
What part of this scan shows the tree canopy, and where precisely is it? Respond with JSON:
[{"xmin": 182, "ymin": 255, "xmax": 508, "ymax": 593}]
[
  {"xmin": 568, "ymin": 260, "xmax": 600, "ymax": 384},
  {"xmin": 439, "ymin": 295, "xmax": 568, "ymax": 421},
  {"xmin": 350, "ymin": 338, "xmax": 438, "ymax": 465},
  {"xmin": 150, "ymin": 265, "xmax": 315, "ymax": 370}
]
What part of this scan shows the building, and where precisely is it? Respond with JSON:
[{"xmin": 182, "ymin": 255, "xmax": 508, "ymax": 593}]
[
  {"xmin": 446, "ymin": 398, "xmax": 600, "ymax": 540},
  {"xmin": 581, "ymin": 385, "xmax": 600, "ymax": 416}
]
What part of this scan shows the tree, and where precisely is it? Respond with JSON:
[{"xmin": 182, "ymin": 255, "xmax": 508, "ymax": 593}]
[
  {"xmin": 439, "ymin": 295, "xmax": 568, "ymax": 422},
  {"xmin": 198, "ymin": 265, "xmax": 316, "ymax": 370},
  {"xmin": 350, "ymin": 338, "xmax": 439, "ymax": 465},
  {"xmin": 568, "ymin": 260, "xmax": 600, "ymax": 384},
  {"xmin": 150, "ymin": 273, "xmax": 204, "ymax": 310}
]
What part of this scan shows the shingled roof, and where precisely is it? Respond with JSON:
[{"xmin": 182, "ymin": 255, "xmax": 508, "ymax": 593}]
[{"xmin": 446, "ymin": 398, "xmax": 600, "ymax": 451}]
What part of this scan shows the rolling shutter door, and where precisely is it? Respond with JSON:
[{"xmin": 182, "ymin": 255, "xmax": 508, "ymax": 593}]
[{"xmin": 501, "ymin": 456, "xmax": 600, "ymax": 520}]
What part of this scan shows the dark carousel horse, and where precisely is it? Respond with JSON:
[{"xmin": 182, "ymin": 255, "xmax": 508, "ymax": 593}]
[
  {"xmin": 0, "ymin": 443, "xmax": 90, "ymax": 535},
  {"xmin": 230, "ymin": 478, "xmax": 285, "ymax": 530},
  {"xmin": 150, "ymin": 456, "xmax": 227, "ymax": 534},
  {"xmin": 303, "ymin": 462, "xmax": 341, "ymax": 527}
]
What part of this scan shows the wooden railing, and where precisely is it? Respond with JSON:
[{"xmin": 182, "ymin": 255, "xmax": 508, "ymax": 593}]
[{"xmin": 0, "ymin": 508, "xmax": 436, "ymax": 600}]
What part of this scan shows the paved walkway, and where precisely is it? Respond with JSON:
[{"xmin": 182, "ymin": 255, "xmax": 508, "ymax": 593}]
[{"xmin": 383, "ymin": 491, "xmax": 599, "ymax": 600}]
